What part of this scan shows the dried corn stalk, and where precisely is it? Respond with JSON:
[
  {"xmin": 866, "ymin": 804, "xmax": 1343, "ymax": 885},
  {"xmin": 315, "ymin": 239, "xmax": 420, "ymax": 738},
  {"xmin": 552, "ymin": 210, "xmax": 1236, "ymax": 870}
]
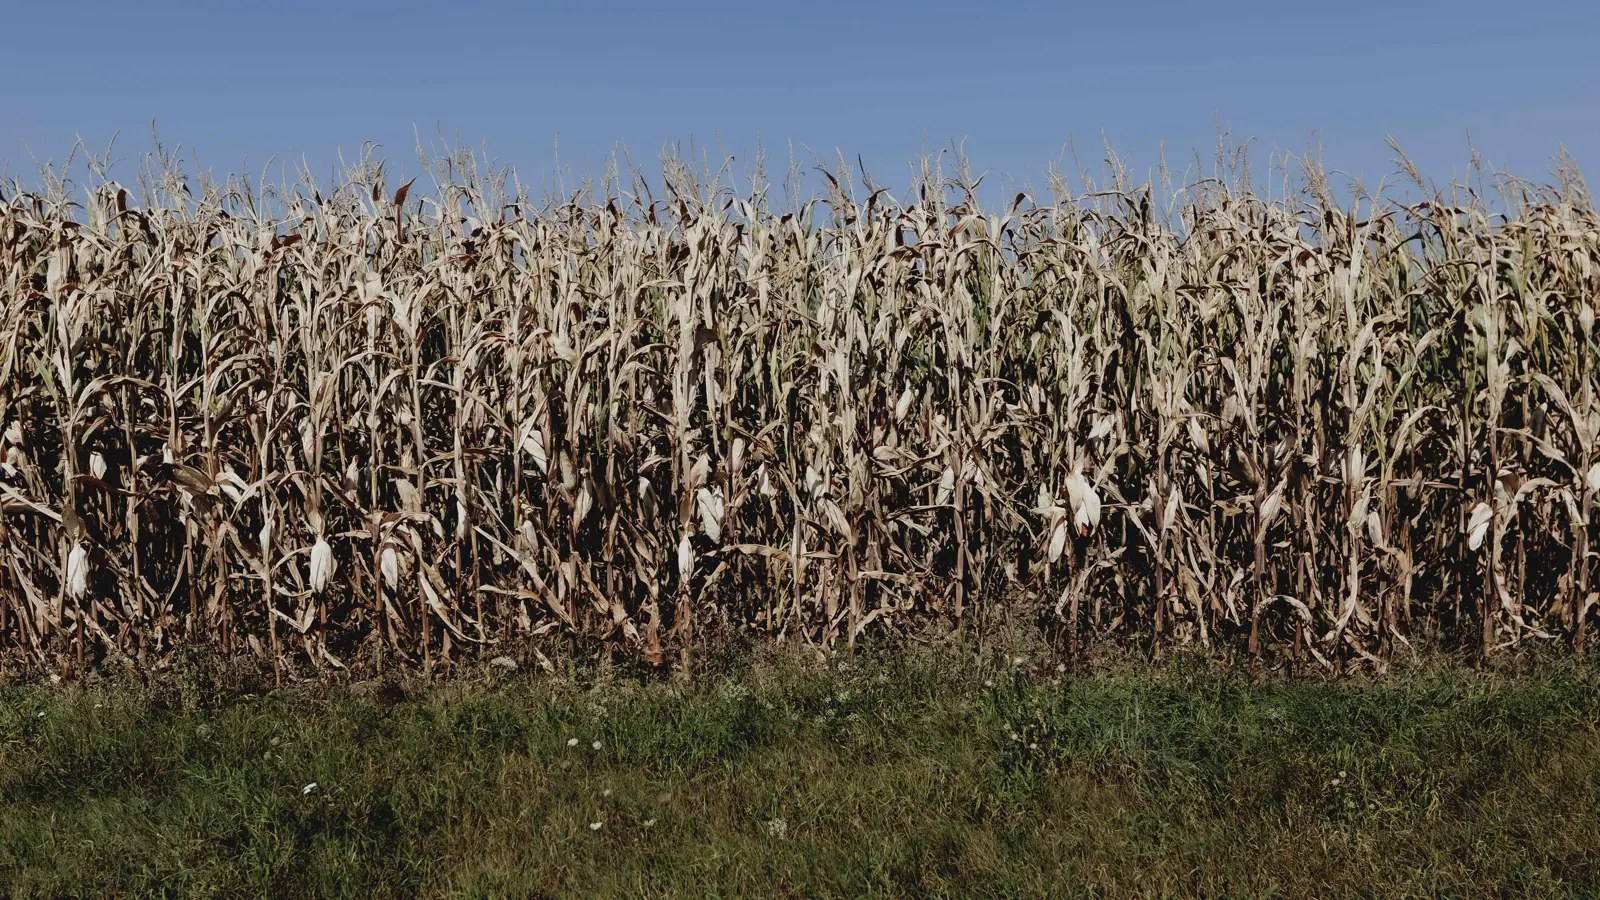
[{"xmin": 0, "ymin": 138, "xmax": 1595, "ymax": 676}]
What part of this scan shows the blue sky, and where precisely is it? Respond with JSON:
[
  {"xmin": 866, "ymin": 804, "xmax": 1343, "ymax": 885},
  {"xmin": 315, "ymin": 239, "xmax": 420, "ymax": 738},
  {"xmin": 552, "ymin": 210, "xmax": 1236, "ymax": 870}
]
[{"xmin": 2, "ymin": 0, "xmax": 1596, "ymax": 200}]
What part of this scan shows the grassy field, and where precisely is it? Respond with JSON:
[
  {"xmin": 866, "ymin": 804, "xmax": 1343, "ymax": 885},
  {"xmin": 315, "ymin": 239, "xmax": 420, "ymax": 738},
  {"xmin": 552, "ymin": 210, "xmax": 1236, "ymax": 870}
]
[{"xmin": 2, "ymin": 656, "xmax": 1598, "ymax": 897}]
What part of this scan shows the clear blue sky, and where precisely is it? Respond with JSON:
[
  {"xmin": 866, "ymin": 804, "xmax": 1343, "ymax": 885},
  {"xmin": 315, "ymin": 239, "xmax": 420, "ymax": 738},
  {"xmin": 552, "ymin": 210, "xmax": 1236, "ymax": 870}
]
[{"xmin": 3, "ymin": 0, "xmax": 1597, "ymax": 199}]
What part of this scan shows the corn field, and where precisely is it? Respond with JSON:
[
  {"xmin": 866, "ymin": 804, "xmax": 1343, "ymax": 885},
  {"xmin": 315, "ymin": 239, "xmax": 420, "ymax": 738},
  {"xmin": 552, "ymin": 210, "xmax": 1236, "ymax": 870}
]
[{"xmin": 1, "ymin": 139, "xmax": 1598, "ymax": 678}]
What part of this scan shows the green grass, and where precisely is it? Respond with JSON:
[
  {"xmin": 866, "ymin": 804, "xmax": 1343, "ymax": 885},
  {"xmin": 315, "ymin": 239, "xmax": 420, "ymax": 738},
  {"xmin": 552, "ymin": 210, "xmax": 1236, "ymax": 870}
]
[{"xmin": 2, "ymin": 656, "xmax": 1598, "ymax": 898}]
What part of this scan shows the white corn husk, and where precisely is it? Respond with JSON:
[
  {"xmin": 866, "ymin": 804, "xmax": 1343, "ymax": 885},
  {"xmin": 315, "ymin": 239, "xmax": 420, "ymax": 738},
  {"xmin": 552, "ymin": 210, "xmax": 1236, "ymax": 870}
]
[
  {"xmin": 309, "ymin": 535, "xmax": 335, "ymax": 594},
  {"xmin": 1467, "ymin": 502, "xmax": 1494, "ymax": 551},
  {"xmin": 894, "ymin": 386, "xmax": 914, "ymax": 422},
  {"xmin": 66, "ymin": 543, "xmax": 90, "ymax": 599},
  {"xmin": 1088, "ymin": 415, "xmax": 1116, "ymax": 442},
  {"xmin": 805, "ymin": 464, "xmax": 823, "ymax": 497},
  {"xmin": 574, "ymin": 486, "xmax": 592, "ymax": 526},
  {"xmin": 935, "ymin": 467, "xmax": 956, "ymax": 506},
  {"xmin": 521, "ymin": 422, "xmax": 547, "ymax": 474},
  {"xmin": 1074, "ymin": 489, "xmax": 1101, "ymax": 535},
  {"xmin": 677, "ymin": 533, "xmax": 694, "ymax": 584},
  {"xmin": 1186, "ymin": 417, "xmax": 1209, "ymax": 455},
  {"xmin": 696, "ymin": 486, "xmax": 725, "ymax": 543},
  {"xmin": 380, "ymin": 543, "xmax": 400, "ymax": 591},
  {"xmin": 1047, "ymin": 518, "xmax": 1070, "ymax": 563},
  {"xmin": 1064, "ymin": 467, "xmax": 1101, "ymax": 534},
  {"xmin": 217, "ymin": 467, "xmax": 248, "ymax": 504}
]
